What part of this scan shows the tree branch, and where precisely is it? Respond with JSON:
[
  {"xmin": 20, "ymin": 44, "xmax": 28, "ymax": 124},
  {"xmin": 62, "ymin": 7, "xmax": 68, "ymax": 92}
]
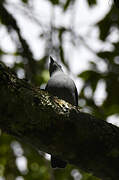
[
  {"xmin": 0, "ymin": 3, "xmax": 37, "ymax": 81},
  {"xmin": 0, "ymin": 64, "xmax": 119, "ymax": 180}
]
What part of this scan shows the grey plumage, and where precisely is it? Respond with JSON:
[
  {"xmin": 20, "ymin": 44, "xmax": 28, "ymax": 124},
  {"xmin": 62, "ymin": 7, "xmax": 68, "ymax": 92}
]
[
  {"xmin": 46, "ymin": 57, "xmax": 78, "ymax": 106},
  {"xmin": 45, "ymin": 56, "xmax": 78, "ymax": 168}
]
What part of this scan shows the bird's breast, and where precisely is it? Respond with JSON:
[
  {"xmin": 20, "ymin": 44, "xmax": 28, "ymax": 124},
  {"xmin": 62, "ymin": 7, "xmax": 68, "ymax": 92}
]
[{"xmin": 46, "ymin": 74, "xmax": 76, "ymax": 105}]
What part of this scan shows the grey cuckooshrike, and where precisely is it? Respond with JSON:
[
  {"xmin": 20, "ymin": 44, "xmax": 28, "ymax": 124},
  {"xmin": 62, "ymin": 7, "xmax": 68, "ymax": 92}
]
[{"xmin": 45, "ymin": 56, "xmax": 78, "ymax": 168}]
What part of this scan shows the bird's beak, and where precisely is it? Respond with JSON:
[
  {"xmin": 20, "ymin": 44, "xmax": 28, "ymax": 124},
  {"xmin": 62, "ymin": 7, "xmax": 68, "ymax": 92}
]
[{"xmin": 50, "ymin": 56, "xmax": 54, "ymax": 64}]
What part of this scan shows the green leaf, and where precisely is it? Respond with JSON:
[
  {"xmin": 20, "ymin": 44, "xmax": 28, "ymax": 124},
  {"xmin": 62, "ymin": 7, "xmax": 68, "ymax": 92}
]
[
  {"xmin": 97, "ymin": 52, "xmax": 114, "ymax": 62},
  {"xmin": 98, "ymin": 6, "xmax": 119, "ymax": 41},
  {"xmin": 79, "ymin": 70, "xmax": 101, "ymax": 92},
  {"xmin": 21, "ymin": 0, "xmax": 28, "ymax": 3},
  {"xmin": 87, "ymin": 0, "xmax": 97, "ymax": 6},
  {"xmin": 98, "ymin": 18, "xmax": 111, "ymax": 41},
  {"xmin": 64, "ymin": 0, "xmax": 73, "ymax": 11},
  {"xmin": 49, "ymin": 0, "xmax": 59, "ymax": 5}
]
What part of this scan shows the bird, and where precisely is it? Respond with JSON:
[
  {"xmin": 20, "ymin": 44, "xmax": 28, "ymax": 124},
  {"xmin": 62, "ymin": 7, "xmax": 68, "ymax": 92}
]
[{"xmin": 45, "ymin": 56, "xmax": 78, "ymax": 168}]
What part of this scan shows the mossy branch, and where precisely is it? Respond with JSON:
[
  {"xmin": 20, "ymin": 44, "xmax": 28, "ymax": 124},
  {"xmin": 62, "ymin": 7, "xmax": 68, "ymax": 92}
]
[{"xmin": 0, "ymin": 64, "xmax": 119, "ymax": 180}]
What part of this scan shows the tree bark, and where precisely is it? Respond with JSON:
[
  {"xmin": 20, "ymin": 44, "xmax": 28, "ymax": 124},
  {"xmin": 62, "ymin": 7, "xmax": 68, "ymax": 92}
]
[{"xmin": 0, "ymin": 64, "xmax": 119, "ymax": 180}]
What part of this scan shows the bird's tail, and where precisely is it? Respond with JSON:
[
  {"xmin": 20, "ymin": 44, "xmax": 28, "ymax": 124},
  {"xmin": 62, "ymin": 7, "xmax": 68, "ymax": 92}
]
[{"xmin": 51, "ymin": 155, "xmax": 67, "ymax": 168}]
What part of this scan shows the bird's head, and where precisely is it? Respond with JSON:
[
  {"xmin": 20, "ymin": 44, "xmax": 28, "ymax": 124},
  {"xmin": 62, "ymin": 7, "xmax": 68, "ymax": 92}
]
[{"xmin": 49, "ymin": 56, "xmax": 63, "ymax": 76}]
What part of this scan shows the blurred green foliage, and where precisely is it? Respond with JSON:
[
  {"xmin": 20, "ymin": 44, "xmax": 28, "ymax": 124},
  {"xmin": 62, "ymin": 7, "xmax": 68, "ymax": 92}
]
[{"xmin": 0, "ymin": 0, "xmax": 118, "ymax": 179}]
